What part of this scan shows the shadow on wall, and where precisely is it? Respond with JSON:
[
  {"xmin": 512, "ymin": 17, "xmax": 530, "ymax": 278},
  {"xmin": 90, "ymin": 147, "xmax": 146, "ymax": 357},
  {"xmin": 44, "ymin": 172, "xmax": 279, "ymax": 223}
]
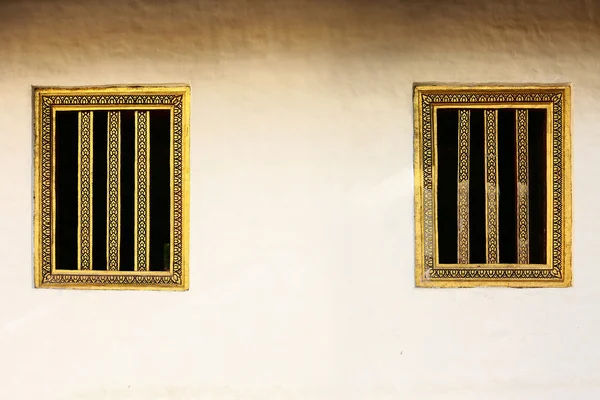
[{"xmin": 0, "ymin": 0, "xmax": 599, "ymax": 63}]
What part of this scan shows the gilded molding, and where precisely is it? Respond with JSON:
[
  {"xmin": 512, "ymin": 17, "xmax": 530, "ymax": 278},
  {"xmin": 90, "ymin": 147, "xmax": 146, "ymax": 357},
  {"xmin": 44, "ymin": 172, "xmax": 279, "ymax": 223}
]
[
  {"xmin": 516, "ymin": 109, "xmax": 530, "ymax": 264},
  {"xmin": 484, "ymin": 109, "xmax": 499, "ymax": 264},
  {"xmin": 134, "ymin": 111, "xmax": 150, "ymax": 272},
  {"xmin": 414, "ymin": 85, "xmax": 571, "ymax": 288},
  {"xmin": 33, "ymin": 86, "xmax": 190, "ymax": 290},
  {"xmin": 457, "ymin": 109, "xmax": 470, "ymax": 264},
  {"xmin": 107, "ymin": 111, "xmax": 121, "ymax": 271},
  {"xmin": 78, "ymin": 111, "xmax": 93, "ymax": 270}
]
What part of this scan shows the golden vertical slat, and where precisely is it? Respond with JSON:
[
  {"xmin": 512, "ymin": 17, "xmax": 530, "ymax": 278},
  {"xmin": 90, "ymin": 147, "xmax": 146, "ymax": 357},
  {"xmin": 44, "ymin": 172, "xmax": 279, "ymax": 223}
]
[
  {"xmin": 484, "ymin": 109, "xmax": 499, "ymax": 263},
  {"xmin": 107, "ymin": 111, "xmax": 121, "ymax": 271},
  {"xmin": 134, "ymin": 111, "xmax": 150, "ymax": 271},
  {"xmin": 78, "ymin": 111, "xmax": 93, "ymax": 270},
  {"xmin": 457, "ymin": 109, "xmax": 470, "ymax": 264},
  {"xmin": 516, "ymin": 109, "xmax": 530, "ymax": 264}
]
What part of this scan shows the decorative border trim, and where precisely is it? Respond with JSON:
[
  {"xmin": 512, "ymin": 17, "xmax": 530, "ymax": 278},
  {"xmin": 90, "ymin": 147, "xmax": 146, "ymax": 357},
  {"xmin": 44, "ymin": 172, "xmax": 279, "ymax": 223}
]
[
  {"xmin": 33, "ymin": 86, "xmax": 190, "ymax": 290},
  {"xmin": 516, "ymin": 109, "xmax": 530, "ymax": 264},
  {"xmin": 413, "ymin": 85, "xmax": 572, "ymax": 288},
  {"xmin": 78, "ymin": 111, "xmax": 93, "ymax": 270},
  {"xmin": 106, "ymin": 111, "xmax": 121, "ymax": 271},
  {"xmin": 134, "ymin": 111, "xmax": 150, "ymax": 272},
  {"xmin": 483, "ymin": 109, "xmax": 499, "ymax": 263},
  {"xmin": 457, "ymin": 110, "xmax": 470, "ymax": 264}
]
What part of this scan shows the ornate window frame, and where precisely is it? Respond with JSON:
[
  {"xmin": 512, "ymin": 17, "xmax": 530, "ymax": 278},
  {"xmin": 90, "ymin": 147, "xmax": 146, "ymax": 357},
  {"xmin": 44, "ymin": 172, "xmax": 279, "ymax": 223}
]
[
  {"xmin": 413, "ymin": 84, "xmax": 572, "ymax": 288},
  {"xmin": 33, "ymin": 86, "xmax": 190, "ymax": 290}
]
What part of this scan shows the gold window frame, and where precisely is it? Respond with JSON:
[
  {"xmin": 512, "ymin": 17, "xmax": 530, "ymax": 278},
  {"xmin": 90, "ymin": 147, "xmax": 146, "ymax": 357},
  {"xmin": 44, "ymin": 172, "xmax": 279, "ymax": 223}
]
[
  {"xmin": 413, "ymin": 84, "xmax": 572, "ymax": 288},
  {"xmin": 33, "ymin": 85, "xmax": 190, "ymax": 290}
]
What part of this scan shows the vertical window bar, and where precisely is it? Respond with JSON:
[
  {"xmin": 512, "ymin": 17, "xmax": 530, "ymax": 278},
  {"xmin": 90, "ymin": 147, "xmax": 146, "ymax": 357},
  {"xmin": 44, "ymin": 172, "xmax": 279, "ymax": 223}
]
[
  {"xmin": 484, "ymin": 109, "xmax": 499, "ymax": 263},
  {"xmin": 134, "ymin": 111, "xmax": 150, "ymax": 271},
  {"xmin": 107, "ymin": 111, "xmax": 121, "ymax": 271},
  {"xmin": 516, "ymin": 109, "xmax": 530, "ymax": 263},
  {"xmin": 457, "ymin": 109, "xmax": 470, "ymax": 264},
  {"xmin": 78, "ymin": 111, "xmax": 93, "ymax": 270}
]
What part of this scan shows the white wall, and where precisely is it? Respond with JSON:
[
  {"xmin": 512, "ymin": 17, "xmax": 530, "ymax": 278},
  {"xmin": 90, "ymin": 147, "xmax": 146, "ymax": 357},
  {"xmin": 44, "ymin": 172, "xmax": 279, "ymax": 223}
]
[{"xmin": 1, "ymin": 0, "xmax": 599, "ymax": 398}]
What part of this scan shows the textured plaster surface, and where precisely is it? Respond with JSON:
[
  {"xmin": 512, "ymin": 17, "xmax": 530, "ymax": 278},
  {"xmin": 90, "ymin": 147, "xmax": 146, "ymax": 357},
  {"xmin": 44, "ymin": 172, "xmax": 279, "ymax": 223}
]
[{"xmin": 1, "ymin": 0, "xmax": 600, "ymax": 398}]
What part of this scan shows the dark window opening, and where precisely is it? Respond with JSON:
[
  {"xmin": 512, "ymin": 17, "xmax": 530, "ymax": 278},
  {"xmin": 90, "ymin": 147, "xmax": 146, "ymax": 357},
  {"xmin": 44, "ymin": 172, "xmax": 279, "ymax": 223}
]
[
  {"xmin": 149, "ymin": 110, "xmax": 172, "ymax": 271},
  {"xmin": 55, "ymin": 111, "xmax": 79, "ymax": 270},
  {"xmin": 92, "ymin": 111, "xmax": 108, "ymax": 270},
  {"xmin": 498, "ymin": 109, "xmax": 517, "ymax": 263},
  {"xmin": 436, "ymin": 108, "xmax": 547, "ymax": 265},
  {"xmin": 53, "ymin": 109, "xmax": 173, "ymax": 272},
  {"xmin": 528, "ymin": 110, "xmax": 547, "ymax": 264},
  {"xmin": 468, "ymin": 110, "xmax": 486, "ymax": 264},
  {"xmin": 437, "ymin": 109, "xmax": 458, "ymax": 264}
]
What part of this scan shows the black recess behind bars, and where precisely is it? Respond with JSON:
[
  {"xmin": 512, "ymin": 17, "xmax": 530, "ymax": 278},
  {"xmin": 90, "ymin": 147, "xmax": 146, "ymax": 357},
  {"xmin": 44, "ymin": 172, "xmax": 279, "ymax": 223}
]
[
  {"xmin": 55, "ymin": 111, "xmax": 79, "ymax": 270},
  {"xmin": 435, "ymin": 108, "xmax": 547, "ymax": 265},
  {"xmin": 92, "ymin": 111, "xmax": 108, "ymax": 270},
  {"xmin": 528, "ymin": 109, "xmax": 547, "ymax": 264},
  {"xmin": 468, "ymin": 110, "xmax": 486, "ymax": 264},
  {"xmin": 149, "ymin": 110, "xmax": 172, "ymax": 271},
  {"xmin": 498, "ymin": 110, "xmax": 517, "ymax": 263},
  {"xmin": 436, "ymin": 109, "xmax": 458, "ymax": 264}
]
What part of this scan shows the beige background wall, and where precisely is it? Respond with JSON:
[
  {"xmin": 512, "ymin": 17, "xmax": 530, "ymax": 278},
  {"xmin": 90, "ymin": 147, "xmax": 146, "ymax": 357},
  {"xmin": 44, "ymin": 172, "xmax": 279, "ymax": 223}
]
[{"xmin": 1, "ymin": 0, "xmax": 599, "ymax": 398}]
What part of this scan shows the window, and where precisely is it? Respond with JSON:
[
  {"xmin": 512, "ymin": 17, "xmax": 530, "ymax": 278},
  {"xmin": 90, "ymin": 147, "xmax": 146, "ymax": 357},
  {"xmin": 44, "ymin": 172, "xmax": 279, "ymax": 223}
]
[
  {"xmin": 34, "ymin": 86, "xmax": 190, "ymax": 290},
  {"xmin": 413, "ymin": 85, "xmax": 572, "ymax": 287}
]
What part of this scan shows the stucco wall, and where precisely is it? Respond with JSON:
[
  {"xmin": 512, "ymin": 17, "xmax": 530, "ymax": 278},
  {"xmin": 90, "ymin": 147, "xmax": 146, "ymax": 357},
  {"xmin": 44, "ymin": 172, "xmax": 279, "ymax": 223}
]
[{"xmin": 1, "ymin": 0, "xmax": 599, "ymax": 398}]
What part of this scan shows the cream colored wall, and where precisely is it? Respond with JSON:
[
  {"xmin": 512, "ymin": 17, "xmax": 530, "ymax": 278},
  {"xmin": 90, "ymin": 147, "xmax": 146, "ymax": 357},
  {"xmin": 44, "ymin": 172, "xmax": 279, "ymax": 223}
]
[{"xmin": 1, "ymin": 0, "xmax": 599, "ymax": 398}]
